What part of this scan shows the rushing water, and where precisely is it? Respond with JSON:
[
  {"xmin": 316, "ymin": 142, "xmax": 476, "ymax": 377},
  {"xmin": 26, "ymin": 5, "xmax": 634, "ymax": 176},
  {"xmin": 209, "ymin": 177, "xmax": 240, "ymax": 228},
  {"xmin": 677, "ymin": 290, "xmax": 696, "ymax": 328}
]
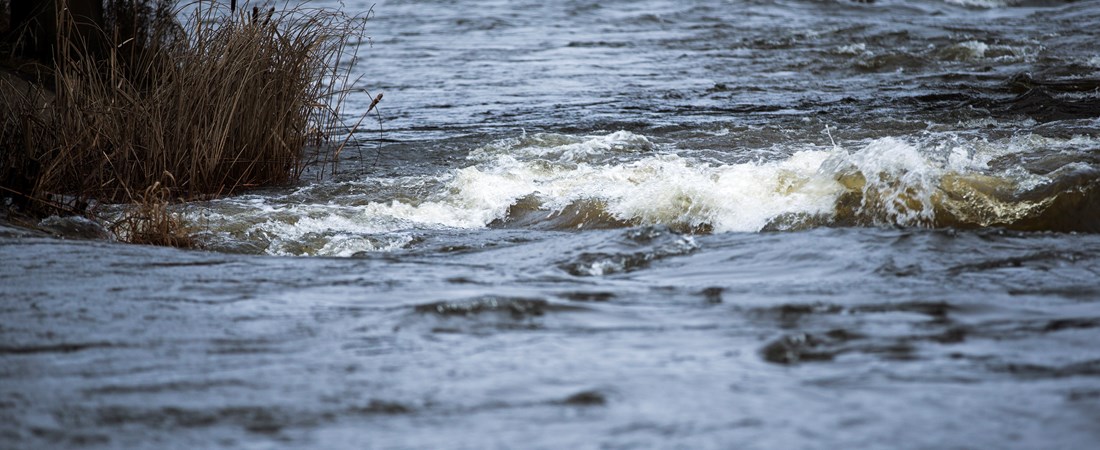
[{"xmin": 3, "ymin": 0, "xmax": 1100, "ymax": 448}]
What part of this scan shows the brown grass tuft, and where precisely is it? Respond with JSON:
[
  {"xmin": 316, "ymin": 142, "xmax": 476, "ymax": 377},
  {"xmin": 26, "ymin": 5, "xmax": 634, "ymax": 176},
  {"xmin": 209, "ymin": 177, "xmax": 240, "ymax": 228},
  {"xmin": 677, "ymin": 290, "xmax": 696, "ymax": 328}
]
[
  {"xmin": 1, "ymin": 1, "xmax": 370, "ymax": 244},
  {"xmin": 108, "ymin": 176, "xmax": 193, "ymax": 247}
]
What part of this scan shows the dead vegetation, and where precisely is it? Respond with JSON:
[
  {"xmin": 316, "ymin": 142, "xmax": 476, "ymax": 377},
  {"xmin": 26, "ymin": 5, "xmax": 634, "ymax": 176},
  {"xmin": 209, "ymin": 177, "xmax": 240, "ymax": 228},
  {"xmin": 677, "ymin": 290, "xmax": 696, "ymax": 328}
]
[
  {"xmin": 108, "ymin": 176, "xmax": 193, "ymax": 247},
  {"xmin": 1, "ymin": 1, "xmax": 371, "ymax": 247}
]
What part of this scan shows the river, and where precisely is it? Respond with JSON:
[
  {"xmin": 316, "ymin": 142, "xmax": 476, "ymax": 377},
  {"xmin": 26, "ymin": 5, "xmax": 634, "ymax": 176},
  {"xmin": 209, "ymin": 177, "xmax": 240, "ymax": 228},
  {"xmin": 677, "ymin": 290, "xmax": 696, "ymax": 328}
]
[{"xmin": 3, "ymin": 0, "xmax": 1100, "ymax": 448}]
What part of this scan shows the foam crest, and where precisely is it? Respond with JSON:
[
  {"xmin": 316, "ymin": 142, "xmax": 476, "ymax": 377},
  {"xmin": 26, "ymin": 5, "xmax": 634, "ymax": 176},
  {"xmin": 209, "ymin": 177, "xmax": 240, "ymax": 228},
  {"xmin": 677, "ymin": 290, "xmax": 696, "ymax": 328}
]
[
  {"xmin": 599, "ymin": 151, "xmax": 843, "ymax": 232},
  {"xmin": 182, "ymin": 131, "xmax": 1100, "ymax": 255},
  {"xmin": 938, "ymin": 40, "xmax": 1034, "ymax": 62},
  {"xmin": 469, "ymin": 130, "xmax": 656, "ymax": 163},
  {"xmin": 943, "ymin": 0, "xmax": 1018, "ymax": 7},
  {"xmin": 187, "ymin": 201, "xmax": 416, "ymax": 256},
  {"xmin": 830, "ymin": 137, "xmax": 940, "ymax": 227},
  {"xmin": 377, "ymin": 136, "xmax": 850, "ymax": 233},
  {"xmin": 363, "ymin": 163, "xmax": 538, "ymax": 228}
]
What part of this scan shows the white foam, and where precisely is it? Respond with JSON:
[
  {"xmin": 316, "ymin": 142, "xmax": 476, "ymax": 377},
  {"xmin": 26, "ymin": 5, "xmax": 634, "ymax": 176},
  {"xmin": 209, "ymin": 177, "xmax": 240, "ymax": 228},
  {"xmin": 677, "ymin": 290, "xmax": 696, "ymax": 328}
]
[
  {"xmin": 939, "ymin": 40, "xmax": 1033, "ymax": 62},
  {"xmin": 600, "ymin": 151, "xmax": 843, "ymax": 232},
  {"xmin": 835, "ymin": 43, "xmax": 870, "ymax": 56},
  {"xmin": 958, "ymin": 41, "xmax": 989, "ymax": 59},
  {"xmin": 943, "ymin": 0, "xmax": 1017, "ymax": 8},
  {"xmin": 356, "ymin": 135, "xmax": 849, "ymax": 233},
  {"xmin": 183, "ymin": 131, "xmax": 1099, "ymax": 256},
  {"xmin": 835, "ymin": 137, "xmax": 940, "ymax": 226},
  {"xmin": 469, "ymin": 130, "xmax": 656, "ymax": 163}
]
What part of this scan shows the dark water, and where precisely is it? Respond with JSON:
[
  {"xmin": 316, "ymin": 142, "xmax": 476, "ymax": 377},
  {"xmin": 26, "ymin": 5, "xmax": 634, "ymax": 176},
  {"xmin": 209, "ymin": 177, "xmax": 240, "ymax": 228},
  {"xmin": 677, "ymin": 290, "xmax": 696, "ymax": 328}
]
[{"xmin": 4, "ymin": 0, "xmax": 1100, "ymax": 448}]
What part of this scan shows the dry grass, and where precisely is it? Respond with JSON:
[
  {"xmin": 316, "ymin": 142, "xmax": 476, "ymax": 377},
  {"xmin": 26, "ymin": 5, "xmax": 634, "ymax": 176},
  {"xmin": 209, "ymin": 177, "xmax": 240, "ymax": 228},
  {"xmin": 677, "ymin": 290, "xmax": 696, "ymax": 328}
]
[
  {"xmin": 108, "ymin": 177, "xmax": 193, "ymax": 247},
  {"xmin": 1, "ymin": 1, "xmax": 370, "ymax": 246}
]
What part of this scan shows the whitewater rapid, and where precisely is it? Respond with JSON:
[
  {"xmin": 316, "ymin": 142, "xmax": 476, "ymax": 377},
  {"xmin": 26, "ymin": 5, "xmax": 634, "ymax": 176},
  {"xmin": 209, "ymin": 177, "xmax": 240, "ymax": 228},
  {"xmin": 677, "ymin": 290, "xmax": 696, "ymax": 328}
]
[{"xmin": 174, "ymin": 129, "xmax": 1099, "ymax": 256}]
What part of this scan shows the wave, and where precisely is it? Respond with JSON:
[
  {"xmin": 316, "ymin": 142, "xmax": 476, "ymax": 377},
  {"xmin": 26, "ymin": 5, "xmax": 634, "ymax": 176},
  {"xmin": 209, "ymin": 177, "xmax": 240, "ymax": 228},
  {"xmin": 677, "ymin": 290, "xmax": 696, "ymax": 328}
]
[
  {"xmin": 941, "ymin": 0, "xmax": 1072, "ymax": 8},
  {"xmin": 185, "ymin": 130, "xmax": 1100, "ymax": 255},
  {"xmin": 405, "ymin": 131, "xmax": 1100, "ymax": 233}
]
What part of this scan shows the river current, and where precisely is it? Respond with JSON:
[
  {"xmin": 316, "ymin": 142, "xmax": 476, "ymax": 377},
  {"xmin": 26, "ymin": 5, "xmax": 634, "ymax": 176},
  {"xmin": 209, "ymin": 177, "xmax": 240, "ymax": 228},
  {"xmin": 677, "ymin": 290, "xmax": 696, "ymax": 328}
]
[{"xmin": 3, "ymin": 0, "xmax": 1100, "ymax": 448}]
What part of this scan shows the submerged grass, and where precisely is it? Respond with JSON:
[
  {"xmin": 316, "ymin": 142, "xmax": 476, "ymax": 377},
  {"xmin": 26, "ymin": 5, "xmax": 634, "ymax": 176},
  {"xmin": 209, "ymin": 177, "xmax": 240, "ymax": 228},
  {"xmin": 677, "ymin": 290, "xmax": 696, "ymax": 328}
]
[
  {"xmin": 109, "ymin": 177, "xmax": 193, "ymax": 247},
  {"xmin": 1, "ymin": 1, "xmax": 371, "ymax": 246}
]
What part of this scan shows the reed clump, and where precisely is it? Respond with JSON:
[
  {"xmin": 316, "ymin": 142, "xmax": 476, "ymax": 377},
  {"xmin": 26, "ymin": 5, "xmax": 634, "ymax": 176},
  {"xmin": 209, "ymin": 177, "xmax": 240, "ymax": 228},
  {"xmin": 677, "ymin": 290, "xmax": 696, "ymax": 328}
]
[{"xmin": 1, "ymin": 1, "xmax": 368, "ymax": 246}]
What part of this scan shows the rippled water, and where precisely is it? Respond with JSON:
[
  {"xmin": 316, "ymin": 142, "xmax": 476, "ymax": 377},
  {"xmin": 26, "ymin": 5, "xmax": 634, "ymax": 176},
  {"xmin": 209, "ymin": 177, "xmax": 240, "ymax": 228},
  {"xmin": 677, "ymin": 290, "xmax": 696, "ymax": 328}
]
[{"xmin": 3, "ymin": 0, "xmax": 1100, "ymax": 448}]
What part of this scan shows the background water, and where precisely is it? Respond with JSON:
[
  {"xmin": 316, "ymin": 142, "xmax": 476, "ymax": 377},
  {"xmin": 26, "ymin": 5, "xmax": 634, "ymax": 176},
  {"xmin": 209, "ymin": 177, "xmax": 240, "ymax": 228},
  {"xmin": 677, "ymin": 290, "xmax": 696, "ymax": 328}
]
[{"xmin": 3, "ymin": 0, "xmax": 1100, "ymax": 448}]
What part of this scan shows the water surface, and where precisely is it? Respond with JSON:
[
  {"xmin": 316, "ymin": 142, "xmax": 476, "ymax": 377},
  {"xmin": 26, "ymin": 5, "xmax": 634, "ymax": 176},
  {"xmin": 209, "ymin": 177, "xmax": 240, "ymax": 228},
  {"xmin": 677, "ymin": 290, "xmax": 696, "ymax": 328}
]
[{"xmin": 3, "ymin": 0, "xmax": 1100, "ymax": 448}]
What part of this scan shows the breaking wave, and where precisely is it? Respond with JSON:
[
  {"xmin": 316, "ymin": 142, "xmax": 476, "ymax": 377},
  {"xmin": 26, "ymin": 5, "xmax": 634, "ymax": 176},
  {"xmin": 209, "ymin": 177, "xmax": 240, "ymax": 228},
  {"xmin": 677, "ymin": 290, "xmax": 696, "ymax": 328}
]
[{"xmin": 186, "ymin": 130, "xmax": 1100, "ymax": 256}]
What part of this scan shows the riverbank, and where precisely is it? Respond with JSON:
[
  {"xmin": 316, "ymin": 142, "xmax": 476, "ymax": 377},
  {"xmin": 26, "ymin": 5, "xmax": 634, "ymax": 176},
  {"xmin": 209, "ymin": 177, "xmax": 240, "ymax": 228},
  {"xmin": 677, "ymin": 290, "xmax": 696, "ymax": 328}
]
[{"xmin": 0, "ymin": 1, "xmax": 370, "ymax": 246}]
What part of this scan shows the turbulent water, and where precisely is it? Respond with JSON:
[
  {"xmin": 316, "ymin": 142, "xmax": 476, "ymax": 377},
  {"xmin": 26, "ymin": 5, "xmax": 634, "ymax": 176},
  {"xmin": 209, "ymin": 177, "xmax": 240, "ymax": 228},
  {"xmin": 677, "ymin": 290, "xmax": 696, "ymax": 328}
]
[{"xmin": 3, "ymin": 0, "xmax": 1100, "ymax": 448}]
